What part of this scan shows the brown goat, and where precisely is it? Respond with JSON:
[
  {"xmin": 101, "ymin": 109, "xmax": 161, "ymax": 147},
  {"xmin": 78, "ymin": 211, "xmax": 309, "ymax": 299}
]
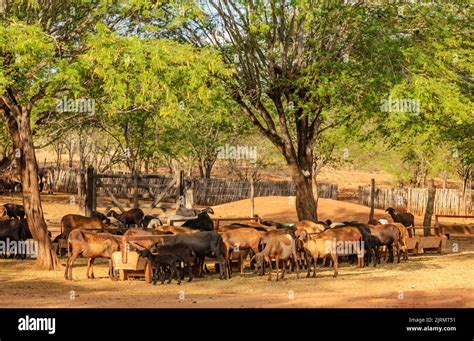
[
  {"xmin": 294, "ymin": 220, "xmax": 327, "ymax": 237},
  {"xmin": 61, "ymin": 214, "xmax": 106, "ymax": 237},
  {"xmin": 123, "ymin": 228, "xmax": 171, "ymax": 250},
  {"xmin": 107, "ymin": 208, "xmax": 144, "ymax": 228},
  {"xmin": 64, "ymin": 229, "xmax": 121, "ymax": 280},
  {"xmin": 367, "ymin": 223, "xmax": 402, "ymax": 263},
  {"xmin": 255, "ymin": 234, "xmax": 299, "ymax": 281},
  {"xmin": 386, "ymin": 207, "xmax": 415, "ymax": 228},
  {"xmin": 300, "ymin": 226, "xmax": 364, "ymax": 278},
  {"xmin": 155, "ymin": 225, "xmax": 199, "ymax": 235},
  {"xmin": 219, "ymin": 228, "xmax": 262, "ymax": 275},
  {"xmin": 391, "ymin": 222, "xmax": 409, "ymax": 261}
]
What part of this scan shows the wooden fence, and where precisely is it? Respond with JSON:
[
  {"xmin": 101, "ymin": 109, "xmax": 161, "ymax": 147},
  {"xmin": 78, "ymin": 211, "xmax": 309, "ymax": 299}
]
[
  {"xmin": 358, "ymin": 186, "xmax": 473, "ymax": 216},
  {"xmin": 50, "ymin": 167, "xmax": 337, "ymax": 207}
]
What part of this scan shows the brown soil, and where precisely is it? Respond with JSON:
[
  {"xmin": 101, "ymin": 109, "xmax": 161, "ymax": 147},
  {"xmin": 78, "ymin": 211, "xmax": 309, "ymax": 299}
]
[{"xmin": 0, "ymin": 195, "xmax": 473, "ymax": 308}]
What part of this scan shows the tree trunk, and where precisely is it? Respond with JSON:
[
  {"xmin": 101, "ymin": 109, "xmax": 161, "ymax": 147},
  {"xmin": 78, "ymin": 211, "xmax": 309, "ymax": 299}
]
[
  {"xmin": 6, "ymin": 107, "xmax": 58, "ymax": 270},
  {"xmin": 311, "ymin": 176, "xmax": 319, "ymax": 222},
  {"xmin": 204, "ymin": 162, "xmax": 213, "ymax": 179},
  {"xmin": 289, "ymin": 163, "xmax": 317, "ymax": 221},
  {"xmin": 197, "ymin": 158, "xmax": 204, "ymax": 178},
  {"xmin": 423, "ymin": 179, "xmax": 436, "ymax": 237}
]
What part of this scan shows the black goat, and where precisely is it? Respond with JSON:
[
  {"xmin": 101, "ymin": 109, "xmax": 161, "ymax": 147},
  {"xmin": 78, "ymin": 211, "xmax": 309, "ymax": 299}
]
[
  {"xmin": 3, "ymin": 203, "xmax": 25, "ymax": 219},
  {"xmin": 151, "ymin": 243, "xmax": 196, "ymax": 282},
  {"xmin": 182, "ymin": 207, "xmax": 214, "ymax": 231},
  {"xmin": 141, "ymin": 248, "xmax": 181, "ymax": 285}
]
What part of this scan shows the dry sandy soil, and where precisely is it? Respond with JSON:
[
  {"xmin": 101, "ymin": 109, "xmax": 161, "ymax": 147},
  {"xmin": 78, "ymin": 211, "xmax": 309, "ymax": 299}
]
[{"xmin": 0, "ymin": 194, "xmax": 473, "ymax": 308}]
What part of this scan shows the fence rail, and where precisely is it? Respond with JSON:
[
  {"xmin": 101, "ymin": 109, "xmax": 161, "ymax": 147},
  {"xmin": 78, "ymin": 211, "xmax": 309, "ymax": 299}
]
[
  {"xmin": 49, "ymin": 167, "xmax": 337, "ymax": 206},
  {"xmin": 358, "ymin": 186, "xmax": 473, "ymax": 216}
]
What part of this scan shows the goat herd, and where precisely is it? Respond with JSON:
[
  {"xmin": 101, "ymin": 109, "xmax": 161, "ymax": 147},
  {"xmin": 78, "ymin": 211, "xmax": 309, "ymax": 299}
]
[{"xmin": 0, "ymin": 202, "xmax": 416, "ymax": 285}]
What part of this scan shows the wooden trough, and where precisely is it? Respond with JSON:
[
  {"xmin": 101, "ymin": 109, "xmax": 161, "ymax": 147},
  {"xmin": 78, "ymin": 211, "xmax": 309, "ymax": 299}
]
[
  {"xmin": 112, "ymin": 250, "xmax": 152, "ymax": 283},
  {"xmin": 407, "ymin": 226, "xmax": 448, "ymax": 254}
]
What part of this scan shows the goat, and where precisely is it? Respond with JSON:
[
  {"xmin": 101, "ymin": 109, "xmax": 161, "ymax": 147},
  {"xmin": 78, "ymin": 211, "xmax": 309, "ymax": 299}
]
[
  {"xmin": 182, "ymin": 207, "xmax": 214, "ymax": 231},
  {"xmin": 176, "ymin": 207, "xmax": 200, "ymax": 217},
  {"xmin": 64, "ymin": 229, "xmax": 121, "ymax": 280},
  {"xmin": 255, "ymin": 233, "xmax": 299, "ymax": 281},
  {"xmin": 123, "ymin": 228, "xmax": 172, "ymax": 250},
  {"xmin": 107, "ymin": 208, "xmax": 144, "ymax": 228},
  {"xmin": 367, "ymin": 223, "xmax": 403, "ymax": 263},
  {"xmin": 147, "ymin": 218, "xmax": 164, "ymax": 230},
  {"xmin": 155, "ymin": 224, "xmax": 199, "ymax": 235},
  {"xmin": 150, "ymin": 243, "xmax": 196, "ymax": 282},
  {"xmin": 219, "ymin": 228, "xmax": 262, "ymax": 275},
  {"xmin": 3, "ymin": 203, "xmax": 25, "ymax": 219},
  {"xmin": 0, "ymin": 219, "xmax": 32, "ymax": 258},
  {"xmin": 294, "ymin": 220, "xmax": 327, "ymax": 238},
  {"xmin": 141, "ymin": 248, "xmax": 182, "ymax": 285},
  {"xmin": 299, "ymin": 226, "xmax": 364, "ymax": 278},
  {"xmin": 91, "ymin": 211, "xmax": 111, "ymax": 225},
  {"xmin": 141, "ymin": 215, "xmax": 161, "ymax": 229},
  {"xmin": 162, "ymin": 230, "xmax": 227, "ymax": 279},
  {"xmin": 60, "ymin": 214, "xmax": 107, "ymax": 238},
  {"xmin": 385, "ymin": 207, "xmax": 415, "ymax": 228}
]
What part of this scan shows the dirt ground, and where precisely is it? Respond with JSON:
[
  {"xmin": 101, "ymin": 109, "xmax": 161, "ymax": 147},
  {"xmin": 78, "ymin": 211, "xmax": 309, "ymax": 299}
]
[{"xmin": 0, "ymin": 194, "xmax": 473, "ymax": 308}]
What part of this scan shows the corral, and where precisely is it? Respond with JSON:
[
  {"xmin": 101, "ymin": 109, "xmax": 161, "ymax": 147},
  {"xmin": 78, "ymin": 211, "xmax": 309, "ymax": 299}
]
[{"xmin": 1, "ymin": 194, "xmax": 472, "ymax": 308}]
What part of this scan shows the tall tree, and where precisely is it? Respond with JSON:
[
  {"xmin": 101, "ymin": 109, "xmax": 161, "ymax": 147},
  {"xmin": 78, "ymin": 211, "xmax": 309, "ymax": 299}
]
[
  {"xmin": 0, "ymin": 0, "xmax": 179, "ymax": 269},
  {"xmin": 178, "ymin": 1, "xmax": 406, "ymax": 220}
]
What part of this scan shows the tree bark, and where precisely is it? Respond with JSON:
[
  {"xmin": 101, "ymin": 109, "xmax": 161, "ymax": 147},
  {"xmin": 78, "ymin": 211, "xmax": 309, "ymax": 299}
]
[
  {"xmin": 5, "ymin": 105, "xmax": 58, "ymax": 270},
  {"xmin": 289, "ymin": 163, "xmax": 317, "ymax": 221},
  {"xmin": 423, "ymin": 179, "xmax": 436, "ymax": 237},
  {"xmin": 311, "ymin": 175, "xmax": 319, "ymax": 222}
]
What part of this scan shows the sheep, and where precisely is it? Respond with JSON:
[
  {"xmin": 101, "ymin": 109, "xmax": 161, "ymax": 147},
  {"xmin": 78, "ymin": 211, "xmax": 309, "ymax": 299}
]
[
  {"xmin": 64, "ymin": 229, "xmax": 121, "ymax": 280},
  {"xmin": 107, "ymin": 208, "xmax": 144, "ymax": 228},
  {"xmin": 385, "ymin": 207, "xmax": 415, "ymax": 228}
]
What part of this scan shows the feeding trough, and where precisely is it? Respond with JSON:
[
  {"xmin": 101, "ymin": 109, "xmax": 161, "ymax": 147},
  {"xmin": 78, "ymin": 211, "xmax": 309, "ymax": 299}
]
[{"xmin": 112, "ymin": 250, "xmax": 152, "ymax": 283}]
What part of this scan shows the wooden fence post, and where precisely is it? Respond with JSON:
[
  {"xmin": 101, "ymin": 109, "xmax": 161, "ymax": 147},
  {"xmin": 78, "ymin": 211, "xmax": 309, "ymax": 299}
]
[
  {"xmin": 86, "ymin": 166, "xmax": 94, "ymax": 217},
  {"xmin": 133, "ymin": 172, "xmax": 139, "ymax": 209},
  {"xmin": 423, "ymin": 179, "xmax": 436, "ymax": 236},
  {"xmin": 369, "ymin": 178, "xmax": 375, "ymax": 222},
  {"xmin": 250, "ymin": 177, "xmax": 255, "ymax": 217},
  {"xmin": 177, "ymin": 170, "xmax": 184, "ymax": 208},
  {"xmin": 185, "ymin": 188, "xmax": 194, "ymax": 209}
]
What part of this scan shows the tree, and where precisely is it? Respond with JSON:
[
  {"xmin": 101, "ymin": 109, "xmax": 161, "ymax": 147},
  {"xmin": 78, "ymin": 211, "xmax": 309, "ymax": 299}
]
[
  {"xmin": 178, "ymin": 1, "xmax": 406, "ymax": 220},
  {"xmin": 376, "ymin": 2, "xmax": 473, "ymax": 191},
  {"xmin": 0, "ymin": 0, "xmax": 180, "ymax": 269}
]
